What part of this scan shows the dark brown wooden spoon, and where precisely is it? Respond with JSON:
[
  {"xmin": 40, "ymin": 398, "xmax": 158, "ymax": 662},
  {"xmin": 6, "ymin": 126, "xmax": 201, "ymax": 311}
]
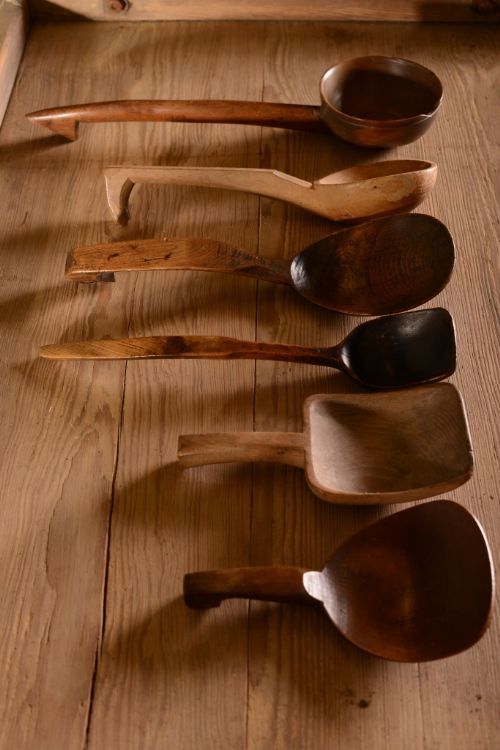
[
  {"xmin": 66, "ymin": 213, "xmax": 454, "ymax": 317},
  {"xmin": 39, "ymin": 309, "xmax": 456, "ymax": 390},
  {"xmin": 184, "ymin": 501, "xmax": 493, "ymax": 662},
  {"xmin": 26, "ymin": 56, "xmax": 442, "ymax": 147}
]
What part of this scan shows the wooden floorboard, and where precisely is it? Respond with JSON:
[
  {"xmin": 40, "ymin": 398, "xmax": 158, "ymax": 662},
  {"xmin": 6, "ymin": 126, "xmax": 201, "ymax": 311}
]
[{"xmin": 0, "ymin": 19, "xmax": 498, "ymax": 750}]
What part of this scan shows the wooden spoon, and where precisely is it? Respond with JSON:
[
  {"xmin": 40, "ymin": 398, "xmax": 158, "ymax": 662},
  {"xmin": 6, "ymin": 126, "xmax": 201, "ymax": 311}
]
[
  {"xmin": 184, "ymin": 500, "xmax": 493, "ymax": 662},
  {"xmin": 178, "ymin": 384, "xmax": 472, "ymax": 504},
  {"xmin": 66, "ymin": 213, "xmax": 454, "ymax": 317},
  {"xmin": 104, "ymin": 160, "xmax": 436, "ymax": 225},
  {"xmin": 39, "ymin": 309, "xmax": 456, "ymax": 390},
  {"xmin": 25, "ymin": 56, "xmax": 442, "ymax": 148}
]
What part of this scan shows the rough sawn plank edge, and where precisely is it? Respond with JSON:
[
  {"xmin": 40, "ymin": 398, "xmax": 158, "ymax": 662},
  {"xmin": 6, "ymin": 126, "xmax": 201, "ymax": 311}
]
[{"xmin": 25, "ymin": 0, "xmax": 500, "ymax": 23}]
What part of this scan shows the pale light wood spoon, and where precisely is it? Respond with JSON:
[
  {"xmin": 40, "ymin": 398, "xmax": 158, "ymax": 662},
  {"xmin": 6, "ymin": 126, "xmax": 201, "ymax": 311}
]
[
  {"xmin": 66, "ymin": 213, "xmax": 454, "ymax": 317},
  {"xmin": 184, "ymin": 500, "xmax": 493, "ymax": 662},
  {"xmin": 39, "ymin": 309, "xmax": 456, "ymax": 390},
  {"xmin": 104, "ymin": 160, "xmax": 436, "ymax": 225},
  {"xmin": 177, "ymin": 384, "xmax": 472, "ymax": 504}
]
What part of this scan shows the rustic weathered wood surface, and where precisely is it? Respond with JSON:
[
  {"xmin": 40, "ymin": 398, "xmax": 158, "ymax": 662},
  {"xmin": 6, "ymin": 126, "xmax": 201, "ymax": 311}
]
[
  {"xmin": 0, "ymin": 18, "xmax": 498, "ymax": 750},
  {"xmin": 26, "ymin": 0, "xmax": 500, "ymax": 23}
]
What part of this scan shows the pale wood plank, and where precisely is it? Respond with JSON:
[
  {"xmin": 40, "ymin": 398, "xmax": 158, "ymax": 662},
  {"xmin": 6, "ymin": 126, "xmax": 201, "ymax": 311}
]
[
  {"xmin": 26, "ymin": 0, "xmax": 500, "ymax": 23},
  {"xmin": 78, "ymin": 21, "xmax": 264, "ymax": 750},
  {"xmin": 0, "ymin": 0, "xmax": 29, "ymax": 127}
]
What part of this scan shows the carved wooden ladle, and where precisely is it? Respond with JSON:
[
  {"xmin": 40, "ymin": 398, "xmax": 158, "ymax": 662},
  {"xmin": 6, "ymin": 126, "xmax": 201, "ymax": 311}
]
[
  {"xmin": 39, "ymin": 309, "xmax": 456, "ymax": 390},
  {"xmin": 184, "ymin": 501, "xmax": 493, "ymax": 662},
  {"xmin": 26, "ymin": 56, "xmax": 442, "ymax": 148},
  {"xmin": 66, "ymin": 213, "xmax": 454, "ymax": 317},
  {"xmin": 177, "ymin": 384, "xmax": 472, "ymax": 504},
  {"xmin": 104, "ymin": 160, "xmax": 437, "ymax": 225}
]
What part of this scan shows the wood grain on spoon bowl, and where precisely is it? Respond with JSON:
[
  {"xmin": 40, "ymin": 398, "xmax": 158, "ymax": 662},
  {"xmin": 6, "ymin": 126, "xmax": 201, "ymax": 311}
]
[
  {"xmin": 184, "ymin": 501, "xmax": 493, "ymax": 662},
  {"xmin": 38, "ymin": 309, "xmax": 456, "ymax": 390},
  {"xmin": 104, "ymin": 159, "xmax": 437, "ymax": 225},
  {"xmin": 65, "ymin": 213, "xmax": 454, "ymax": 316},
  {"xmin": 25, "ymin": 56, "xmax": 442, "ymax": 148}
]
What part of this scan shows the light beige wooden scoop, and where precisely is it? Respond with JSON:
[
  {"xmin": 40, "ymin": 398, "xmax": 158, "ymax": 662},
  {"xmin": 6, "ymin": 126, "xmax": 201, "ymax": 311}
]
[
  {"xmin": 178, "ymin": 384, "xmax": 472, "ymax": 505},
  {"xmin": 104, "ymin": 160, "xmax": 436, "ymax": 225}
]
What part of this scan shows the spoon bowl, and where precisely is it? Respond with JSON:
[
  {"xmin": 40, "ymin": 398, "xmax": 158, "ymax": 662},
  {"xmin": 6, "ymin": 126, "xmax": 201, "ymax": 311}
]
[
  {"xmin": 319, "ymin": 56, "xmax": 443, "ymax": 147},
  {"xmin": 289, "ymin": 212, "xmax": 454, "ymax": 314},
  {"xmin": 26, "ymin": 56, "xmax": 442, "ymax": 148},
  {"xmin": 66, "ymin": 213, "xmax": 454, "ymax": 317},
  {"xmin": 184, "ymin": 501, "xmax": 493, "ymax": 662}
]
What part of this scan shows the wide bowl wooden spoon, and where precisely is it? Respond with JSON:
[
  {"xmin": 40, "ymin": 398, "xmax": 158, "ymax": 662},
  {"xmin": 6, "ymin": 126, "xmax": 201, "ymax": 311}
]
[
  {"xmin": 184, "ymin": 500, "xmax": 493, "ymax": 662},
  {"xmin": 66, "ymin": 213, "xmax": 454, "ymax": 317},
  {"xmin": 178, "ymin": 384, "xmax": 472, "ymax": 504},
  {"xmin": 104, "ymin": 160, "xmax": 436, "ymax": 225},
  {"xmin": 26, "ymin": 56, "xmax": 442, "ymax": 148},
  {"xmin": 39, "ymin": 309, "xmax": 456, "ymax": 390}
]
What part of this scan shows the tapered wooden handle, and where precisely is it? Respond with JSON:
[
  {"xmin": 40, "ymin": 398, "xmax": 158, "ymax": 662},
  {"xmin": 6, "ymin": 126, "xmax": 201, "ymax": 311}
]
[
  {"xmin": 104, "ymin": 166, "xmax": 312, "ymax": 224},
  {"xmin": 184, "ymin": 567, "xmax": 313, "ymax": 608},
  {"xmin": 26, "ymin": 100, "xmax": 327, "ymax": 141},
  {"xmin": 65, "ymin": 237, "xmax": 291, "ymax": 285},
  {"xmin": 178, "ymin": 432, "xmax": 306, "ymax": 468},
  {"xmin": 39, "ymin": 335, "xmax": 339, "ymax": 369}
]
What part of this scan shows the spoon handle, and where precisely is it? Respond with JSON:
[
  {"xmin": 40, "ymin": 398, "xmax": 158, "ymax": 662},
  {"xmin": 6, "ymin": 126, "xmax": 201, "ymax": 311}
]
[
  {"xmin": 26, "ymin": 100, "xmax": 327, "ymax": 141},
  {"xmin": 184, "ymin": 567, "xmax": 314, "ymax": 609},
  {"xmin": 178, "ymin": 431, "xmax": 306, "ymax": 469},
  {"xmin": 104, "ymin": 166, "xmax": 313, "ymax": 224},
  {"xmin": 39, "ymin": 335, "xmax": 338, "ymax": 370},
  {"xmin": 66, "ymin": 237, "xmax": 292, "ymax": 285}
]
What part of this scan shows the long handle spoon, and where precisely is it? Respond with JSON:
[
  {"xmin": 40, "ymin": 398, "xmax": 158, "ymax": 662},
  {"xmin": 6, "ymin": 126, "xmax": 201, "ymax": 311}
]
[
  {"xmin": 25, "ymin": 57, "xmax": 442, "ymax": 148},
  {"xmin": 66, "ymin": 213, "xmax": 454, "ymax": 317},
  {"xmin": 104, "ymin": 160, "xmax": 436, "ymax": 225},
  {"xmin": 39, "ymin": 309, "xmax": 455, "ymax": 390}
]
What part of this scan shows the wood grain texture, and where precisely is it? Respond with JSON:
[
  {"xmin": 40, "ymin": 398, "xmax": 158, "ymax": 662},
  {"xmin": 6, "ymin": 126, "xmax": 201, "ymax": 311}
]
[
  {"xmin": 0, "ymin": 17, "xmax": 499, "ymax": 750},
  {"xmin": 26, "ymin": 0, "xmax": 500, "ymax": 22},
  {"xmin": 0, "ymin": 0, "xmax": 29, "ymax": 127}
]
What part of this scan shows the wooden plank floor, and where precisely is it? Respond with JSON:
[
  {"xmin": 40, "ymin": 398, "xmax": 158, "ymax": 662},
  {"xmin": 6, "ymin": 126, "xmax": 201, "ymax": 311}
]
[{"xmin": 0, "ymin": 20, "xmax": 498, "ymax": 750}]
